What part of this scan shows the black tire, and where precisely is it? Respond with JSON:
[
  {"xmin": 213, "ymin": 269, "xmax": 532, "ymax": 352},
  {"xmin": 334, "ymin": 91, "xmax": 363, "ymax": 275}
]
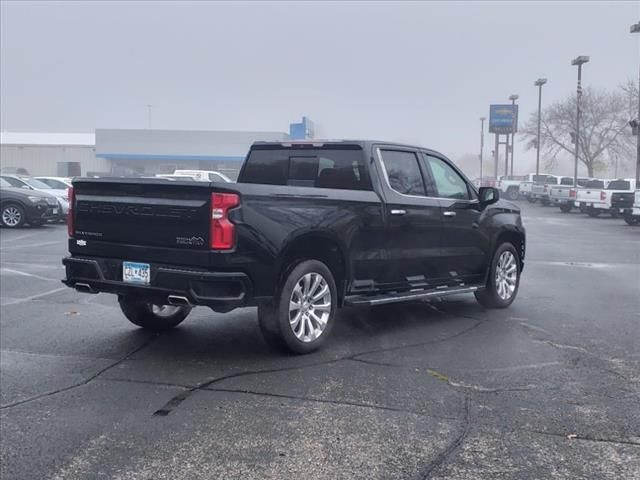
[
  {"xmin": 507, "ymin": 188, "xmax": 519, "ymax": 201},
  {"xmin": 118, "ymin": 296, "xmax": 191, "ymax": 331},
  {"xmin": 559, "ymin": 203, "xmax": 572, "ymax": 213},
  {"xmin": 475, "ymin": 243, "xmax": 521, "ymax": 309},
  {"xmin": 526, "ymin": 197, "xmax": 537, "ymax": 203},
  {"xmin": 586, "ymin": 208, "xmax": 600, "ymax": 218},
  {"xmin": 1, "ymin": 203, "xmax": 26, "ymax": 228},
  {"xmin": 610, "ymin": 210, "xmax": 620, "ymax": 218},
  {"xmin": 540, "ymin": 199, "xmax": 550, "ymax": 206},
  {"xmin": 258, "ymin": 259, "xmax": 337, "ymax": 355},
  {"xmin": 624, "ymin": 214, "xmax": 640, "ymax": 226}
]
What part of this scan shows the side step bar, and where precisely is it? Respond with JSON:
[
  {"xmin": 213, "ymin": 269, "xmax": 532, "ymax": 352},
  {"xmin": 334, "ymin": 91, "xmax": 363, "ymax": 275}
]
[{"xmin": 344, "ymin": 286, "xmax": 479, "ymax": 307}]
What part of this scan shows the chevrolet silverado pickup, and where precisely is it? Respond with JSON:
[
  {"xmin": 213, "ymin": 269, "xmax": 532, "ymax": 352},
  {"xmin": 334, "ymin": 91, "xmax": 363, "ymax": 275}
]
[
  {"xmin": 624, "ymin": 189, "xmax": 640, "ymax": 225},
  {"xmin": 519, "ymin": 174, "xmax": 550, "ymax": 201},
  {"xmin": 579, "ymin": 179, "xmax": 636, "ymax": 218},
  {"xmin": 63, "ymin": 141, "xmax": 526, "ymax": 354},
  {"xmin": 549, "ymin": 177, "xmax": 590, "ymax": 212}
]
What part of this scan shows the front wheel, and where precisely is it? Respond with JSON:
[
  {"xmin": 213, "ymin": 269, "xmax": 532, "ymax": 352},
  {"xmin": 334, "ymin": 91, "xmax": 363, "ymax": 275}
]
[
  {"xmin": 258, "ymin": 260, "xmax": 337, "ymax": 354},
  {"xmin": 559, "ymin": 203, "xmax": 572, "ymax": 213},
  {"xmin": 118, "ymin": 296, "xmax": 192, "ymax": 331},
  {"xmin": 1, "ymin": 203, "xmax": 26, "ymax": 228},
  {"xmin": 475, "ymin": 243, "xmax": 521, "ymax": 309},
  {"xmin": 526, "ymin": 197, "xmax": 537, "ymax": 203}
]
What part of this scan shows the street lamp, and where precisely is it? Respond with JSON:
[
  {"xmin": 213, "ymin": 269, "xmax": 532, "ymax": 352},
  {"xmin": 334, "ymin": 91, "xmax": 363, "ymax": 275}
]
[
  {"xmin": 631, "ymin": 22, "xmax": 640, "ymax": 184},
  {"xmin": 479, "ymin": 117, "xmax": 486, "ymax": 183},
  {"xmin": 508, "ymin": 94, "xmax": 519, "ymax": 176},
  {"xmin": 534, "ymin": 78, "xmax": 547, "ymax": 176},
  {"xmin": 571, "ymin": 56, "xmax": 589, "ymax": 186}
]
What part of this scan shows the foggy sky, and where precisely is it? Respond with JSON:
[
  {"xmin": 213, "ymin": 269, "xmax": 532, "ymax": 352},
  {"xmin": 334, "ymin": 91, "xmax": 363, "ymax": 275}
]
[{"xmin": 1, "ymin": 1, "xmax": 638, "ymax": 173}]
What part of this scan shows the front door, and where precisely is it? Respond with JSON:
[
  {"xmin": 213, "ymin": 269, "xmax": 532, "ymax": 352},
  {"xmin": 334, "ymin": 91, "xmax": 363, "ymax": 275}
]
[
  {"xmin": 375, "ymin": 148, "xmax": 445, "ymax": 290},
  {"xmin": 420, "ymin": 153, "xmax": 490, "ymax": 285}
]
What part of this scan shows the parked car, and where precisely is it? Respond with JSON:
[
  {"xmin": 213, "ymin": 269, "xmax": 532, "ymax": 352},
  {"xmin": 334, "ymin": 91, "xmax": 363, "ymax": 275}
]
[
  {"xmin": 497, "ymin": 175, "xmax": 527, "ymax": 201},
  {"xmin": 0, "ymin": 175, "xmax": 69, "ymax": 221},
  {"xmin": 624, "ymin": 189, "xmax": 640, "ymax": 225},
  {"xmin": 519, "ymin": 173, "xmax": 551, "ymax": 201},
  {"xmin": 549, "ymin": 177, "xmax": 590, "ymax": 212},
  {"xmin": 172, "ymin": 170, "xmax": 232, "ymax": 183},
  {"xmin": 154, "ymin": 174, "xmax": 197, "ymax": 181},
  {"xmin": 0, "ymin": 177, "xmax": 60, "ymax": 227},
  {"xmin": 579, "ymin": 179, "xmax": 636, "ymax": 217},
  {"xmin": 35, "ymin": 176, "xmax": 73, "ymax": 190},
  {"xmin": 63, "ymin": 140, "xmax": 526, "ymax": 354}
]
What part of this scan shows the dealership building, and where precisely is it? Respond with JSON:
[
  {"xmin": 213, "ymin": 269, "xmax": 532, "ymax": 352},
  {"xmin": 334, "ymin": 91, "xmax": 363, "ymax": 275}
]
[{"xmin": 0, "ymin": 117, "xmax": 315, "ymax": 180}]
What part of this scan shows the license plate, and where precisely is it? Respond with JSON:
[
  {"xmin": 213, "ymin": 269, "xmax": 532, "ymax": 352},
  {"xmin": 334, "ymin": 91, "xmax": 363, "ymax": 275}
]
[{"xmin": 123, "ymin": 261, "xmax": 150, "ymax": 284}]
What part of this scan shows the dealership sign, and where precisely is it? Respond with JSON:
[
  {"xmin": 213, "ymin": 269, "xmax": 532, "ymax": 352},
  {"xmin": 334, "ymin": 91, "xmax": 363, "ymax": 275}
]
[{"xmin": 489, "ymin": 104, "xmax": 518, "ymax": 134}]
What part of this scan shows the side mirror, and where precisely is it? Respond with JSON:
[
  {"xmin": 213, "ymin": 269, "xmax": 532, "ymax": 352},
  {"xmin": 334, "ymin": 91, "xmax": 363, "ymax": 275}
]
[{"xmin": 479, "ymin": 187, "xmax": 500, "ymax": 207}]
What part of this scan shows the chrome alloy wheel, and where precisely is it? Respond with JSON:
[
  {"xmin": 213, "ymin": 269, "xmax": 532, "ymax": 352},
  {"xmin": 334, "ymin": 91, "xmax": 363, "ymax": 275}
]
[
  {"xmin": 2, "ymin": 206, "xmax": 22, "ymax": 227},
  {"xmin": 288, "ymin": 272, "xmax": 332, "ymax": 342},
  {"xmin": 495, "ymin": 251, "xmax": 518, "ymax": 300},
  {"xmin": 151, "ymin": 304, "xmax": 182, "ymax": 317}
]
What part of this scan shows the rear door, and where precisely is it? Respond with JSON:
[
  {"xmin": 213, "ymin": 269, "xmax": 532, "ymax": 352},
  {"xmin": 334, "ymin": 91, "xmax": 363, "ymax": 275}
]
[
  {"xmin": 419, "ymin": 153, "xmax": 490, "ymax": 285},
  {"xmin": 374, "ymin": 147, "xmax": 445, "ymax": 290}
]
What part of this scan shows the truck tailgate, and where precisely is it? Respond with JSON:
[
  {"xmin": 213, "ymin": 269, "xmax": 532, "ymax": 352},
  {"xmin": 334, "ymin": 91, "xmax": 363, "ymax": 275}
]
[{"xmin": 72, "ymin": 178, "xmax": 225, "ymax": 249}]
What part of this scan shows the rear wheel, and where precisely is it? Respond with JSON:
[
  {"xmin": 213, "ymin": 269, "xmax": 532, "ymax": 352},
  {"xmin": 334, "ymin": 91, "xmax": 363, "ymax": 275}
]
[
  {"xmin": 610, "ymin": 210, "xmax": 620, "ymax": 218},
  {"xmin": 475, "ymin": 243, "xmax": 520, "ymax": 309},
  {"xmin": 1, "ymin": 203, "xmax": 26, "ymax": 228},
  {"xmin": 586, "ymin": 207, "xmax": 600, "ymax": 217},
  {"xmin": 559, "ymin": 203, "xmax": 572, "ymax": 213},
  {"xmin": 507, "ymin": 188, "xmax": 519, "ymax": 201},
  {"xmin": 527, "ymin": 197, "xmax": 537, "ymax": 203},
  {"xmin": 624, "ymin": 214, "xmax": 640, "ymax": 226},
  {"xmin": 258, "ymin": 260, "xmax": 337, "ymax": 354},
  {"xmin": 118, "ymin": 296, "xmax": 192, "ymax": 331},
  {"xmin": 540, "ymin": 198, "xmax": 550, "ymax": 206}
]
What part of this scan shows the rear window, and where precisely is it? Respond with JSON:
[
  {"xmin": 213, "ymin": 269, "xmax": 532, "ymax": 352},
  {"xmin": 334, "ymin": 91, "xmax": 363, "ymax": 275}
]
[
  {"xmin": 533, "ymin": 175, "xmax": 548, "ymax": 183},
  {"xmin": 239, "ymin": 145, "xmax": 372, "ymax": 191},
  {"xmin": 585, "ymin": 180, "xmax": 604, "ymax": 188},
  {"xmin": 560, "ymin": 177, "xmax": 574, "ymax": 185},
  {"xmin": 606, "ymin": 180, "xmax": 630, "ymax": 190}
]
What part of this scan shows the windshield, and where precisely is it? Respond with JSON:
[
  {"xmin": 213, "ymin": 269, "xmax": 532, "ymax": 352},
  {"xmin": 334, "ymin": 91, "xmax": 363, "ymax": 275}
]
[{"xmin": 0, "ymin": 178, "xmax": 10, "ymax": 188}]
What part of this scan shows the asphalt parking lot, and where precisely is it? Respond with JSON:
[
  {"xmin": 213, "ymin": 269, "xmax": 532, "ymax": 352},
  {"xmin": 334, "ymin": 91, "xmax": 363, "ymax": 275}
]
[{"xmin": 1, "ymin": 202, "xmax": 639, "ymax": 480}]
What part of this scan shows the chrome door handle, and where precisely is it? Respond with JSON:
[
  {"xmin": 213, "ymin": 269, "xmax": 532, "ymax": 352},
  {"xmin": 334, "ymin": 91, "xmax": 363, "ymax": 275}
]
[
  {"xmin": 390, "ymin": 209, "xmax": 406, "ymax": 215},
  {"xmin": 443, "ymin": 211, "xmax": 456, "ymax": 217}
]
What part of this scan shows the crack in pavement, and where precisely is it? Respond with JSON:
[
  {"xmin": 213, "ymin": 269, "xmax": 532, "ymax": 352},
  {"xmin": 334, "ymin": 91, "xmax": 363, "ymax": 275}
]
[
  {"xmin": 203, "ymin": 386, "xmax": 462, "ymax": 421},
  {"xmin": 0, "ymin": 334, "xmax": 159, "ymax": 410},
  {"xmin": 152, "ymin": 311, "xmax": 488, "ymax": 417},
  {"xmin": 419, "ymin": 396, "xmax": 471, "ymax": 479}
]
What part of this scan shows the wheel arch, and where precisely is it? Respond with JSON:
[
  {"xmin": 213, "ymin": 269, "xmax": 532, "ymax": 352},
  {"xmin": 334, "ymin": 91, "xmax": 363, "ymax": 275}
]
[{"xmin": 276, "ymin": 230, "xmax": 350, "ymax": 305}]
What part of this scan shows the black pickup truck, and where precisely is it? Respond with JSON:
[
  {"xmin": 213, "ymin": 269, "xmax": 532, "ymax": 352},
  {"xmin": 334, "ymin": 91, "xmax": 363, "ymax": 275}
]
[{"xmin": 63, "ymin": 141, "xmax": 525, "ymax": 353}]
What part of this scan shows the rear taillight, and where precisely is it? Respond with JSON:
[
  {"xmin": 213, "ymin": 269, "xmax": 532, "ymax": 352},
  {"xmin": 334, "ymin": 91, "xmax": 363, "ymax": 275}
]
[
  {"xmin": 210, "ymin": 193, "xmax": 239, "ymax": 250},
  {"xmin": 569, "ymin": 189, "xmax": 576, "ymax": 198},
  {"xmin": 543, "ymin": 184, "xmax": 548, "ymax": 192},
  {"xmin": 67, "ymin": 186, "xmax": 75, "ymax": 237},
  {"xmin": 600, "ymin": 191, "xmax": 606, "ymax": 201}
]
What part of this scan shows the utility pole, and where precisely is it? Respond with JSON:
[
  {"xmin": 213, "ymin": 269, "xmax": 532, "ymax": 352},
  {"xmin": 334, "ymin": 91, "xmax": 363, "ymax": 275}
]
[
  {"xmin": 631, "ymin": 22, "xmax": 640, "ymax": 184},
  {"xmin": 534, "ymin": 78, "xmax": 547, "ymax": 176},
  {"xmin": 508, "ymin": 94, "xmax": 519, "ymax": 177},
  {"xmin": 479, "ymin": 117, "xmax": 486, "ymax": 182},
  {"xmin": 571, "ymin": 56, "xmax": 589, "ymax": 186},
  {"xmin": 145, "ymin": 104, "xmax": 153, "ymax": 129}
]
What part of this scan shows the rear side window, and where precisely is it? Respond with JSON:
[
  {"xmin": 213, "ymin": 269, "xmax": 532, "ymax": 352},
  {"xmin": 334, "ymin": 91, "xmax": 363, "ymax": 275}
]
[
  {"xmin": 379, "ymin": 150, "xmax": 426, "ymax": 196},
  {"xmin": 239, "ymin": 146, "xmax": 371, "ymax": 191},
  {"xmin": 586, "ymin": 180, "xmax": 604, "ymax": 188},
  {"xmin": 606, "ymin": 180, "xmax": 630, "ymax": 190}
]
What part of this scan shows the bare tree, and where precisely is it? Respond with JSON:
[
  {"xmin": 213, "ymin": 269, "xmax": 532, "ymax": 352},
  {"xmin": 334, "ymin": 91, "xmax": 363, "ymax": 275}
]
[{"xmin": 521, "ymin": 86, "xmax": 634, "ymax": 177}]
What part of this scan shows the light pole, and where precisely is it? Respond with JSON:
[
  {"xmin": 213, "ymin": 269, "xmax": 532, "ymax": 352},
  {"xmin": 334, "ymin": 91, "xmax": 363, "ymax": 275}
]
[
  {"xmin": 145, "ymin": 104, "xmax": 153, "ymax": 129},
  {"xmin": 479, "ymin": 117, "xmax": 486, "ymax": 182},
  {"xmin": 631, "ymin": 22, "xmax": 640, "ymax": 184},
  {"xmin": 534, "ymin": 78, "xmax": 547, "ymax": 176},
  {"xmin": 571, "ymin": 56, "xmax": 589, "ymax": 186},
  {"xmin": 508, "ymin": 94, "xmax": 519, "ymax": 176}
]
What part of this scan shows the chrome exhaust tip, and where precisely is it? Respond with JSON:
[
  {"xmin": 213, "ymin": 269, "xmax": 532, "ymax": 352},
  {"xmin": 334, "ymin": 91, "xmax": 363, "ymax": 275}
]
[
  {"xmin": 167, "ymin": 295, "xmax": 190, "ymax": 306},
  {"xmin": 75, "ymin": 282, "xmax": 96, "ymax": 294}
]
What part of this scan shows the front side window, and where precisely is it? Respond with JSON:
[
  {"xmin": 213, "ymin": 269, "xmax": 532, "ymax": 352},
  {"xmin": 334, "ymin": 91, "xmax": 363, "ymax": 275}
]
[
  {"xmin": 424, "ymin": 155, "xmax": 470, "ymax": 200},
  {"xmin": 379, "ymin": 150, "xmax": 426, "ymax": 196}
]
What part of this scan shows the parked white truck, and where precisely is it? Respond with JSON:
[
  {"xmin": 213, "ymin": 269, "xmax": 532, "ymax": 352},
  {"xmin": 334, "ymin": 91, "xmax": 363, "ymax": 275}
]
[
  {"xmin": 549, "ymin": 177, "xmax": 591, "ymax": 212},
  {"xmin": 519, "ymin": 174, "xmax": 551, "ymax": 202},
  {"xmin": 497, "ymin": 175, "xmax": 526, "ymax": 200},
  {"xmin": 578, "ymin": 179, "xmax": 636, "ymax": 217},
  {"xmin": 531, "ymin": 175, "xmax": 574, "ymax": 206}
]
